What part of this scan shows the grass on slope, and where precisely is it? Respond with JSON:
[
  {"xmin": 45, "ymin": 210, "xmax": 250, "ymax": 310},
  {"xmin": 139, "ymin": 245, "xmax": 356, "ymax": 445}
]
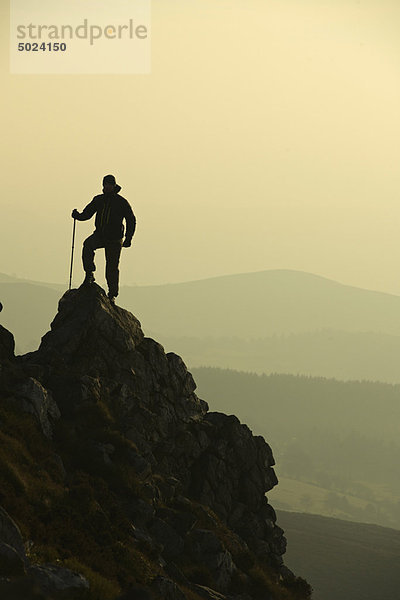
[{"xmin": 277, "ymin": 510, "xmax": 400, "ymax": 600}]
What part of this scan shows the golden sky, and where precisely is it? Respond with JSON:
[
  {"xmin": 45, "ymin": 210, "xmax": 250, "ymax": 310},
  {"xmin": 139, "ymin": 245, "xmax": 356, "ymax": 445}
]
[{"xmin": 1, "ymin": 0, "xmax": 400, "ymax": 293}]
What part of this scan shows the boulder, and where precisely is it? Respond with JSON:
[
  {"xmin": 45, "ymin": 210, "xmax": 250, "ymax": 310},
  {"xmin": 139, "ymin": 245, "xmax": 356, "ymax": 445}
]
[
  {"xmin": 0, "ymin": 506, "xmax": 28, "ymax": 566},
  {"xmin": 10, "ymin": 377, "xmax": 60, "ymax": 438},
  {"xmin": 188, "ymin": 529, "xmax": 236, "ymax": 592},
  {"xmin": 28, "ymin": 563, "xmax": 89, "ymax": 598}
]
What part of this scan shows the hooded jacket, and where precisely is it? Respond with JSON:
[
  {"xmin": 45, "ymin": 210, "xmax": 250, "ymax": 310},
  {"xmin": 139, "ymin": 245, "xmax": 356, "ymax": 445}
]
[{"xmin": 75, "ymin": 184, "xmax": 136, "ymax": 241}]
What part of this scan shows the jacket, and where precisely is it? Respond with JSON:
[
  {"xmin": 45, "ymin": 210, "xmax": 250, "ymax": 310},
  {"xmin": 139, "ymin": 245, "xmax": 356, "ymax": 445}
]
[{"xmin": 76, "ymin": 185, "xmax": 136, "ymax": 241}]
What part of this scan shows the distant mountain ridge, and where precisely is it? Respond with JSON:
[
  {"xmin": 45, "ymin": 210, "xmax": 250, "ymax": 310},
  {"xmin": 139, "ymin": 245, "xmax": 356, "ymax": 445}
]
[
  {"xmin": 119, "ymin": 269, "xmax": 400, "ymax": 338},
  {"xmin": 3, "ymin": 269, "xmax": 400, "ymax": 383},
  {"xmin": 4, "ymin": 268, "xmax": 400, "ymax": 338},
  {"xmin": 0, "ymin": 272, "xmax": 64, "ymax": 290}
]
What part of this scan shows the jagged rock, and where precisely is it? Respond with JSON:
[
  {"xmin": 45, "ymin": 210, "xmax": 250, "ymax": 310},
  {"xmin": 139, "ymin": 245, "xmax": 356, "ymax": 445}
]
[
  {"xmin": 280, "ymin": 564, "xmax": 296, "ymax": 581},
  {"xmin": 28, "ymin": 563, "xmax": 89, "ymax": 598},
  {"xmin": 128, "ymin": 449, "xmax": 152, "ymax": 480},
  {"xmin": 188, "ymin": 529, "xmax": 236, "ymax": 592},
  {"xmin": 0, "ymin": 284, "xmax": 310, "ymax": 599},
  {"xmin": 193, "ymin": 588, "xmax": 254, "ymax": 600},
  {"xmin": 9, "ymin": 377, "xmax": 60, "ymax": 438},
  {"xmin": 187, "ymin": 412, "xmax": 281, "ymax": 560},
  {"xmin": 191, "ymin": 585, "xmax": 228, "ymax": 600},
  {"xmin": 0, "ymin": 325, "xmax": 14, "ymax": 361},
  {"xmin": 167, "ymin": 353, "xmax": 197, "ymax": 397},
  {"xmin": 0, "ymin": 507, "xmax": 28, "ymax": 567},
  {"xmin": 33, "ymin": 284, "xmax": 144, "ymax": 374},
  {"xmin": 131, "ymin": 523, "xmax": 153, "ymax": 546}
]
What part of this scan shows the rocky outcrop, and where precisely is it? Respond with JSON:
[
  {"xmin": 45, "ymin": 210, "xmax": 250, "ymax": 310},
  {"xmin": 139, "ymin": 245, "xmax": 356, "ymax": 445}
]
[
  {"xmin": 34, "ymin": 284, "xmax": 144, "ymax": 374},
  {"xmin": 0, "ymin": 506, "xmax": 28, "ymax": 575},
  {"xmin": 27, "ymin": 563, "xmax": 89, "ymax": 597},
  {"xmin": 9, "ymin": 377, "xmax": 60, "ymax": 439},
  {"xmin": 0, "ymin": 324, "xmax": 14, "ymax": 362},
  {"xmin": 0, "ymin": 284, "xmax": 311, "ymax": 600}
]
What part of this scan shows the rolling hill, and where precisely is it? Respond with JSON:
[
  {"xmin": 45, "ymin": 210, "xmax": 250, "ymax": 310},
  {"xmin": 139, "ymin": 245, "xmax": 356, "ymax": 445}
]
[
  {"xmin": 277, "ymin": 510, "xmax": 400, "ymax": 600},
  {"xmin": 119, "ymin": 269, "xmax": 400, "ymax": 338},
  {"xmin": 3, "ymin": 269, "xmax": 400, "ymax": 383}
]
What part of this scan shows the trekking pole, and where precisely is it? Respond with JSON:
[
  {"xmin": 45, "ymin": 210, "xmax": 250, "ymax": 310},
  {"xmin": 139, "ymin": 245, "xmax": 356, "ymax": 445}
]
[{"xmin": 68, "ymin": 218, "xmax": 76, "ymax": 290}]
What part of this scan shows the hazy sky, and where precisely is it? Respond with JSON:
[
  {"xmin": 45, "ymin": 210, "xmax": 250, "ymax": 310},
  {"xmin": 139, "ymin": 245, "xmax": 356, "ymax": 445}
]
[{"xmin": 2, "ymin": 0, "xmax": 400, "ymax": 293}]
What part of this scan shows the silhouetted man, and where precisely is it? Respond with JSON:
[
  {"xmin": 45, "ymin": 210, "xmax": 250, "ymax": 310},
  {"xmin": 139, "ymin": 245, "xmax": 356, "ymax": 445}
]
[{"xmin": 71, "ymin": 174, "xmax": 136, "ymax": 303}]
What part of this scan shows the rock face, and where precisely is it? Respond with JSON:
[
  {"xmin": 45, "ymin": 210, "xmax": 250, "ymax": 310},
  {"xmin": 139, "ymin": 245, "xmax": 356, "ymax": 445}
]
[
  {"xmin": 0, "ymin": 324, "xmax": 14, "ymax": 362},
  {"xmin": 10, "ymin": 377, "xmax": 61, "ymax": 439},
  {"xmin": 0, "ymin": 506, "xmax": 28, "ymax": 575},
  {"xmin": 0, "ymin": 284, "xmax": 311, "ymax": 600}
]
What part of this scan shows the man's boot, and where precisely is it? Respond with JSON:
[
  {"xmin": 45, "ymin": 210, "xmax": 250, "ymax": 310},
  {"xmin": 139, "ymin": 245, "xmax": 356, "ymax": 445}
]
[
  {"xmin": 82, "ymin": 272, "xmax": 95, "ymax": 286},
  {"xmin": 107, "ymin": 291, "xmax": 116, "ymax": 305}
]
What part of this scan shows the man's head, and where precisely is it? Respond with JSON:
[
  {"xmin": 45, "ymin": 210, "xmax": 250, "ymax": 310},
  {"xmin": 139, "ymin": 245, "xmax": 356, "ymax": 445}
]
[{"xmin": 103, "ymin": 174, "xmax": 117, "ymax": 194}]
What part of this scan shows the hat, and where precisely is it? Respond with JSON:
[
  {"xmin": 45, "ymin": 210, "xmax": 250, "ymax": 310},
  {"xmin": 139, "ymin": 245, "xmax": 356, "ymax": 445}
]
[{"xmin": 103, "ymin": 174, "xmax": 116, "ymax": 185}]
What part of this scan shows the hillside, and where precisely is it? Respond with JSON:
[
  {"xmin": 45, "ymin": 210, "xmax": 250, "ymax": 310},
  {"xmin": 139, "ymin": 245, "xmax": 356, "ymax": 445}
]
[
  {"xmin": 277, "ymin": 511, "xmax": 400, "ymax": 600},
  {"xmin": 191, "ymin": 367, "xmax": 400, "ymax": 447},
  {"xmin": 269, "ymin": 477, "xmax": 399, "ymax": 528},
  {"xmin": 156, "ymin": 329, "xmax": 400, "ymax": 383},
  {"xmin": 0, "ymin": 284, "xmax": 311, "ymax": 600}
]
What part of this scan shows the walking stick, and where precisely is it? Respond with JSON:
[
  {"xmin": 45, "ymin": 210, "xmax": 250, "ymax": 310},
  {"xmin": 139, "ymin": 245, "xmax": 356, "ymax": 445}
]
[{"xmin": 69, "ymin": 218, "xmax": 76, "ymax": 290}]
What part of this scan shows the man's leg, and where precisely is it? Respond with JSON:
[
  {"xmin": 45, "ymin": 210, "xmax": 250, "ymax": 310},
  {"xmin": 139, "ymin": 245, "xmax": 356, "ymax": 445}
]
[
  {"xmin": 82, "ymin": 232, "xmax": 104, "ymax": 280},
  {"xmin": 105, "ymin": 239, "xmax": 123, "ymax": 298}
]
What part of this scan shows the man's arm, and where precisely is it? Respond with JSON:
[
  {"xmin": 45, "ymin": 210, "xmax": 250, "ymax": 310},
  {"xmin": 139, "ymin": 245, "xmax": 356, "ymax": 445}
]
[
  {"xmin": 71, "ymin": 197, "xmax": 98, "ymax": 221},
  {"xmin": 122, "ymin": 200, "xmax": 136, "ymax": 246}
]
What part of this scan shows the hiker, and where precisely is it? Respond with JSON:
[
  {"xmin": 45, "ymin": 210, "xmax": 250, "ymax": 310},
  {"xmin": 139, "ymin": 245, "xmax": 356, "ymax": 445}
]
[{"xmin": 71, "ymin": 174, "xmax": 136, "ymax": 303}]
